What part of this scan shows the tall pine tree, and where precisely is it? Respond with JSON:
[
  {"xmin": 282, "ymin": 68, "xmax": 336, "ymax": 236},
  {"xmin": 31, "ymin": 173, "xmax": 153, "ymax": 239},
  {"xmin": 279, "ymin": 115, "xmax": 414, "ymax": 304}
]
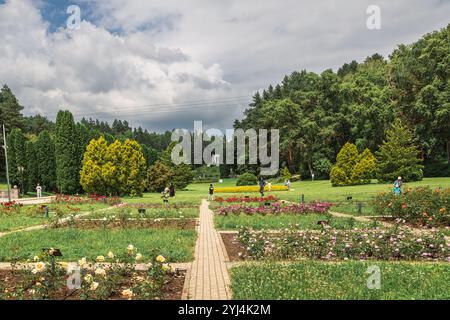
[
  {"xmin": 36, "ymin": 130, "xmax": 56, "ymax": 192},
  {"xmin": 376, "ymin": 119, "xmax": 424, "ymax": 182},
  {"xmin": 55, "ymin": 111, "xmax": 79, "ymax": 194},
  {"xmin": 26, "ymin": 140, "xmax": 39, "ymax": 193}
]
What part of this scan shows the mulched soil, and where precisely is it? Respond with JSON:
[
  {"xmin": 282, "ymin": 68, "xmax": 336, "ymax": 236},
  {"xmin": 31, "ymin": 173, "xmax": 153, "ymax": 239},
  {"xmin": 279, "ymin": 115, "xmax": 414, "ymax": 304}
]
[
  {"xmin": 221, "ymin": 233, "xmax": 249, "ymax": 262},
  {"xmin": 56, "ymin": 219, "xmax": 197, "ymax": 230},
  {"xmin": 0, "ymin": 270, "xmax": 185, "ymax": 300}
]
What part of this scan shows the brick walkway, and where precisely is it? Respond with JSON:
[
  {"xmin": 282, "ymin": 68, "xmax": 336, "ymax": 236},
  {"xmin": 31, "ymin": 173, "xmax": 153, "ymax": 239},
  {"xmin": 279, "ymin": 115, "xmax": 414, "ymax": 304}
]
[{"xmin": 182, "ymin": 199, "xmax": 231, "ymax": 300}]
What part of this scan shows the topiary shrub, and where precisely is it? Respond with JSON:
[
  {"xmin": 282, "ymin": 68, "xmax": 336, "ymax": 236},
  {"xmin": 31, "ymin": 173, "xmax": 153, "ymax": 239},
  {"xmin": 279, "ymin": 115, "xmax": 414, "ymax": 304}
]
[
  {"xmin": 330, "ymin": 166, "xmax": 347, "ymax": 187},
  {"xmin": 350, "ymin": 149, "xmax": 377, "ymax": 184},
  {"xmin": 236, "ymin": 172, "xmax": 258, "ymax": 186}
]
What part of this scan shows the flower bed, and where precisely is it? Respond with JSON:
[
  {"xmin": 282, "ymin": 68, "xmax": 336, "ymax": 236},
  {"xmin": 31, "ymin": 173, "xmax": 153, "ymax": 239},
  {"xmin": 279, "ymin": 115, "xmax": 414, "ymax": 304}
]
[
  {"xmin": 217, "ymin": 202, "xmax": 332, "ymax": 216},
  {"xmin": 237, "ymin": 227, "xmax": 450, "ymax": 262},
  {"xmin": 0, "ymin": 246, "xmax": 182, "ymax": 300},
  {"xmin": 214, "ymin": 195, "xmax": 278, "ymax": 203},
  {"xmin": 214, "ymin": 185, "xmax": 288, "ymax": 193},
  {"xmin": 53, "ymin": 194, "xmax": 122, "ymax": 206},
  {"xmin": 0, "ymin": 201, "xmax": 24, "ymax": 215},
  {"xmin": 372, "ymin": 187, "xmax": 449, "ymax": 227}
]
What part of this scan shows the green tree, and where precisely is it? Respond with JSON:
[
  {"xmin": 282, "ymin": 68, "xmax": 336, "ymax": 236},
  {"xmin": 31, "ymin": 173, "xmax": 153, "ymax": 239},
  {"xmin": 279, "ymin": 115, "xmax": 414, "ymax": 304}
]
[
  {"xmin": 7, "ymin": 129, "xmax": 27, "ymax": 190},
  {"xmin": 171, "ymin": 164, "xmax": 194, "ymax": 190},
  {"xmin": 55, "ymin": 110, "xmax": 79, "ymax": 194},
  {"xmin": 26, "ymin": 141, "xmax": 39, "ymax": 193},
  {"xmin": 236, "ymin": 172, "xmax": 258, "ymax": 186},
  {"xmin": 36, "ymin": 130, "xmax": 56, "ymax": 192},
  {"xmin": 0, "ymin": 85, "xmax": 24, "ymax": 131},
  {"xmin": 376, "ymin": 119, "xmax": 424, "ymax": 182},
  {"xmin": 80, "ymin": 136, "xmax": 111, "ymax": 195},
  {"xmin": 147, "ymin": 161, "xmax": 173, "ymax": 192},
  {"xmin": 117, "ymin": 139, "xmax": 147, "ymax": 196}
]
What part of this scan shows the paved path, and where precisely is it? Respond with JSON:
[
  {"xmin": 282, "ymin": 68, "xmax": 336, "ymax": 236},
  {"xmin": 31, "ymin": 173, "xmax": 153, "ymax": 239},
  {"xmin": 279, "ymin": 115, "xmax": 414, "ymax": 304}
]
[
  {"xmin": 182, "ymin": 199, "xmax": 231, "ymax": 300},
  {"xmin": 0, "ymin": 196, "xmax": 55, "ymax": 205}
]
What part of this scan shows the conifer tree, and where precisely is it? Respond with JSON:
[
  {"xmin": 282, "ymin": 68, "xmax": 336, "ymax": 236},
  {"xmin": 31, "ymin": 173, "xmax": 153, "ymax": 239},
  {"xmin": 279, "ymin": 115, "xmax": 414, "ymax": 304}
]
[{"xmin": 376, "ymin": 119, "xmax": 424, "ymax": 182}]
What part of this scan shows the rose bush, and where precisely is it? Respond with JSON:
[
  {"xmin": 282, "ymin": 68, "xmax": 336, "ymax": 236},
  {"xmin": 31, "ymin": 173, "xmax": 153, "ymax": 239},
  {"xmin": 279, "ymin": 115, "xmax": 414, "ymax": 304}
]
[
  {"xmin": 237, "ymin": 226, "xmax": 449, "ymax": 262},
  {"xmin": 217, "ymin": 202, "xmax": 332, "ymax": 216},
  {"xmin": 372, "ymin": 187, "xmax": 449, "ymax": 227},
  {"xmin": 214, "ymin": 195, "xmax": 278, "ymax": 203}
]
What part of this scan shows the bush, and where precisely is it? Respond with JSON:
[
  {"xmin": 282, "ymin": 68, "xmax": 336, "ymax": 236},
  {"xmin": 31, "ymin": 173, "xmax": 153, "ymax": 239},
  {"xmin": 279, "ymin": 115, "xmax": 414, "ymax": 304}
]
[
  {"xmin": 313, "ymin": 158, "xmax": 332, "ymax": 179},
  {"xmin": 238, "ymin": 226, "xmax": 449, "ymax": 261},
  {"xmin": 147, "ymin": 161, "xmax": 173, "ymax": 192},
  {"xmin": 330, "ymin": 143, "xmax": 377, "ymax": 186},
  {"xmin": 171, "ymin": 164, "xmax": 194, "ymax": 190},
  {"xmin": 280, "ymin": 167, "xmax": 292, "ymax": 181},
  {"xmin": 372, "ymin": 187, "xmax": 450, "ymax": 227},
  {"xmin": 236, "ymin": 172, "xmax": 258, "ymax": 186}
]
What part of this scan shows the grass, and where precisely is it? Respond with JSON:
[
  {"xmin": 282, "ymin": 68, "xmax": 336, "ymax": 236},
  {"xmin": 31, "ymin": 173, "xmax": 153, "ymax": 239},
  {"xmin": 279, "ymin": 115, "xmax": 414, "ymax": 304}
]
[
  {"xmin": 214, "ymin": 214, "xmax": 376, "ymax": 230},
  {"xmin": 0, "ymin": 203, "xmax": 111, "ymax": 232},
  {"xmin": 0, "ymin": 228, "xmax": 197, "ymax": 263},
  {"xmin": 231, "ymin": 261, "xmax": 450, "ymax": 300}
]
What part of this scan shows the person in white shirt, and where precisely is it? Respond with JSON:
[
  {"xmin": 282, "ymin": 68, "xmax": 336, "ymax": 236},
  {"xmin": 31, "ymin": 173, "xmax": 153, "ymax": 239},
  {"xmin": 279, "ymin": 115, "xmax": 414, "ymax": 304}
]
[{"xmin": 36, "ymin": 184, "xmax": 42, "ymax": 198}]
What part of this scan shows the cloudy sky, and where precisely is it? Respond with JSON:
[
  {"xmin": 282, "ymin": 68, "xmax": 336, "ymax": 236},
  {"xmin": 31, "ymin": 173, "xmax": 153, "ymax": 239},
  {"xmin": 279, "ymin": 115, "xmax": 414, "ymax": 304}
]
[{"xmin": 0, "ymin": 0, "xmax": 449, "ymax": 132}]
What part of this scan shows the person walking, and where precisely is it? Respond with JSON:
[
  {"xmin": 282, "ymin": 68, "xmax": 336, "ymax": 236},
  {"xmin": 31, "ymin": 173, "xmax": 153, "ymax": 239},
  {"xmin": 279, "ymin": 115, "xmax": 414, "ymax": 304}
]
[
  {"xmin": 285, "ymin": 179, "xmax": 291, "ymax": 191},
  {"xmin": 267, "ymin": 182, "xmax": 272, "ymax": 192},
  {"xmin": 169, "ymin": 183, "xmax": 175, "ymax": 198},
  {"xmin": 394, "ymin": 176, "xmax": 403, "ymax": 195},
  {"xmin": 208, "ymin": 184, "xmax": 214, "ymax": 201},
  {"xmin": 36, "ymin": 184, "xmax": 42, "ymax": 198},
  {"xmin": 161, "ymin": 187, "xmax": 170, "ymax": 204},
  {"xmin": 259, "ymin": 177, "xmax": 266, "ymax": 197}
]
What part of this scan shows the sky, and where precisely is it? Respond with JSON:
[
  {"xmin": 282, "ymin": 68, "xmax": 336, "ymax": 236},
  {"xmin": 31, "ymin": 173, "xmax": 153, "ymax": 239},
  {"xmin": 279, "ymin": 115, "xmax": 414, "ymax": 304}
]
[{"xmin": 0, "ymin": 0, "xmax": 449, "ymax": 132}]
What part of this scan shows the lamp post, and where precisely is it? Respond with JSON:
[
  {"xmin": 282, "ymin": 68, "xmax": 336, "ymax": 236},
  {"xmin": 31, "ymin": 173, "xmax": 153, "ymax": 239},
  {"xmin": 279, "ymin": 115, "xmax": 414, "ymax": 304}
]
[{"xmin": 17, "ymin": 166, "xmax": 25, "ymax": 197}]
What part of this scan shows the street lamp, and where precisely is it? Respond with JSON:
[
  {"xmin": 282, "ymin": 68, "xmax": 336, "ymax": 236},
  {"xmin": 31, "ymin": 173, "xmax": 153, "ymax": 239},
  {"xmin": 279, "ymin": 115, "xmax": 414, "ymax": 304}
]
[{"xmin": 17, "ymin": 166, "xmax": 25, "ymax": 197}]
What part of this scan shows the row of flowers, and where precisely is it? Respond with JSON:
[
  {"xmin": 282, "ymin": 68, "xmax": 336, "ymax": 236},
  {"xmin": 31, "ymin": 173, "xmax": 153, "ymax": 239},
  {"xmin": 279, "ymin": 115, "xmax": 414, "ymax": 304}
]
[
  {"xmin": 53, "ymin": 194, "xmax": 122, "ymax": 206},
  {"xmin": 237, "ymin": 226, "xmax": 450, "ymax": 262},
  {"xmin": 214, "ymin": 185, "xmax": 288, "ymax": 193},
  {"xmin": 1, "ymin": 246, "xmax": 174, "ymax": 300},
  {"xmin": 372, "ymin": 187, "xmax": 449, "ymax": 227},
  {"xmin": 214, "ymin": 195, "xmax": 278, "ymax": 203},
  {"xmin": 217, "ymin": 202, "xmax": 332, "ymax": 216},
  {"xmin": 0, "ymin": 201, "xmax": 24, "ymax": 215}
]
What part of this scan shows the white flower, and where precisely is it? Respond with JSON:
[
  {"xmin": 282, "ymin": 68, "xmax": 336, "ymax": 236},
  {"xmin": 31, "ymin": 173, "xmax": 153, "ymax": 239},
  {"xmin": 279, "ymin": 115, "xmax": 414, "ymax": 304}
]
[
  {"xmin": 33, "ymin": 256, "xmax": 40, "ymax": 262},
  {"xmin": 127, "ymin": 245, "xmax": 135, "ymax": 253},
  {"xmin": 90, "ymin": 282, "xmax": 99, "ymax": 291},
  {"xmin": 162, "ymin": 263, "xmax": 170, "ymax": 272},
  {"xmin": 135, "ymin": 253, "xmax": 143, "ymax": 261},
  {"xmin": 32, "ymin": 262, "xmax": 46, "ymax": 274},
  {"xmin": 107, "ymin": 251, "xmax": 114, "ymax": 259},
  {"xmin": 122, "ymin": 289, "xmax": 133, "ymax": 300},
  {"xmin": 95, "ymin": 268, "xmax": 106, "ymax": 277},
  {"xmin": 78, "ymin": 258, "xmax": 87, "ymax": 268}
]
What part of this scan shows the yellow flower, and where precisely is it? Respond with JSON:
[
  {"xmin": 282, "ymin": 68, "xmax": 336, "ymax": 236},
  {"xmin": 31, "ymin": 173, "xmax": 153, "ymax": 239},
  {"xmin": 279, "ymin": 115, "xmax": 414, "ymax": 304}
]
[
  {"xmin": 95, "ymin": 268, "xmax": 106, "ymax": 277},
  {"xmin": 90, "ymin": 282, "xmax": 99, "ymax": 291},
  {"xmin": 32, "ymin": 262, "xmax": 46, "ymax": 274},
  {"xmin": 127, "ymin": 245, "xmax": 135, "ymax": 253},
  {"xmin": 33, "ymin": 256, "xmax": 40, "ymax": 262},
  {"xmin": 122, "ymin": 289, "xmax": 133, "ymax": 300},
  {"xmin": 96, "ymin": 255, "xmax": 105, "ymax": 263},
  {"xmin": 162, "ymin": 263, "xmax": 170, "ymax": 272},
  {"xmin": 78, "ymin": 258, "xmax": 87, "ymax": 268},
  {"xmin": 84, "ymin": 274, "xmax": 93, "ymax": 283},
  {"xmin": 107, "ymin": 251, "xmax": 114, "ymax": 259},
  {"xmin": 156, "ymin": 255, "xmax": 166, "ymax": 263},
  {"xmin": 135, "ymin": 253, "xmax": 143, "ymax": 261},
  {"xmin": 59, "ymin": 262, "xmax": 69, "ymax": 270}
]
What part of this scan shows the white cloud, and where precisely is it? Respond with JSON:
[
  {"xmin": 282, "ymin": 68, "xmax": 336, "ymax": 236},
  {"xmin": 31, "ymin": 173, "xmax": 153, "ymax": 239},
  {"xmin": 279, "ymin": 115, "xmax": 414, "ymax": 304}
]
[{"xmin": 0, "ymin": 0, "xmax": 449, "ymax": 131}]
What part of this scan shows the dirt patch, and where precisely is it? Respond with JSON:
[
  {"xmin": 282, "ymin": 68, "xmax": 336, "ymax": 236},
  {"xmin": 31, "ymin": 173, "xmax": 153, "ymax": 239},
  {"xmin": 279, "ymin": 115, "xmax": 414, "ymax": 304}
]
[
  {"xmin": 0, "ymin": 270, "xmax": 185, "ymax": 300},
  {"xmin": 55, "ymin": 218, "xmax": 197, "ymax": 230},
  {"xmin": 221, "ymin": 233, "xmax": 249, "ymax": 262}
]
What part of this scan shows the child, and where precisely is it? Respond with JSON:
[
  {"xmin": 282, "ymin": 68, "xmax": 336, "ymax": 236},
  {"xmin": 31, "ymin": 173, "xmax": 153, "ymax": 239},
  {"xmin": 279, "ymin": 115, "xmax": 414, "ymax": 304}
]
[
  {"xmin": 161, "ymin": 187, "xmax": 170, "ymax": 204},
  {"xmin": 393, "ymin": 176, "xmax": 403, "ymax": 195}
]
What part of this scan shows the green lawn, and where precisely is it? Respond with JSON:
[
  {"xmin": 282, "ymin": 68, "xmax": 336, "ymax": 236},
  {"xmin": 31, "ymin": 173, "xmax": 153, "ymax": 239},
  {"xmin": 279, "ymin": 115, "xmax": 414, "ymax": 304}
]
[
  {"xmin": 0, "ymin": 228, "xmax": 197, "ymax": 263},
  {"xmin": 0, "ymin": 203, "xmax": 111, "ymax": 232},
  {"xmin": 214, "ymin": 214, "xmax": 376, "ymax": 230},
  {"xmin": 231, "ymin": 261, "xmax": 450, "ymax": 300}
]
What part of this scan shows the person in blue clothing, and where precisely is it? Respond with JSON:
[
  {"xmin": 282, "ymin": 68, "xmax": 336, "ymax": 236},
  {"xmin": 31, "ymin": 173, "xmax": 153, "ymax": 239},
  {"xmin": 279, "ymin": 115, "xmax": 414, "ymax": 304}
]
[
  {"xmin": 259, "ymin": 177, "xmax": 266, "ymax": 197},
  {"xmin": 394, "ymin": 176, "xmax": 403, "ymax": 195}
]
